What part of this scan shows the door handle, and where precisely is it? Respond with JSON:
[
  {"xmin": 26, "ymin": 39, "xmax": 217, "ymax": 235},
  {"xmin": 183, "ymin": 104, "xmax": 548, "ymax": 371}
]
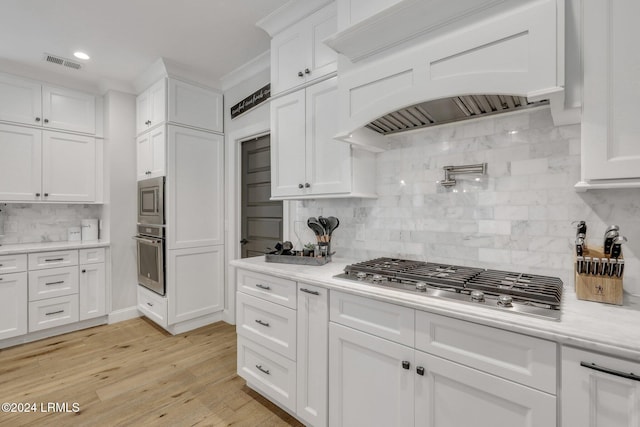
[{"xmin": 240, "ymin": 238, "xmax": 249, "ymax": 245}]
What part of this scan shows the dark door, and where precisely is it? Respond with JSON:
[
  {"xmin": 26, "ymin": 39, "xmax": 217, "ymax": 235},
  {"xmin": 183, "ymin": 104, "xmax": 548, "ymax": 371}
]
[{"xmin": 241, "ymin": 135, "xmax": 283, "ymax": 258}]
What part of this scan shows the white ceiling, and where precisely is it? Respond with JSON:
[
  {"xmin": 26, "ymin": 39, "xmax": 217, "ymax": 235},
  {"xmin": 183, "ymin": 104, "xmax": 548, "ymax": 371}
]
[{"xmin": 0, "ymin": 0, "xmax": 289, "ymax": 92}]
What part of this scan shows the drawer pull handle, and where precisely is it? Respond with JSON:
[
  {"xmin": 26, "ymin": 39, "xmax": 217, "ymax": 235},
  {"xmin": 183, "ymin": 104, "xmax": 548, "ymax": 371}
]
[
  {"xmin": 416, "ymin": 366, "xmax": 425, "ymax": 376},
  {"xmin": 255, "ymin": 319, "xmax": 270, "ymax": 327},
  {"xmin": 300, "ymin": 288, "xmax": 319, "ymax": 295},
  {"xmin": 147, "ymin": 302, "xmax": 154, "ymax": 307},
  {"xmin": 44, "ymin": 258, "xmax": 64, "ymax": 262},
  {"xmin": 402, "ymin": 361, "xmax": 410, "ymax": 370},
  {"xmin": 255, "ymin": 284, "xmax": 271, "ymax": 290},
  {"xmin": 255, "ymin": 364, "xmax": 270, "ymax": 375},
  {"xmin": 45, "ymin": 281, "xmax": 65, "ymax": 286},
  {"xmin": 580, "ymin": 362, "xmax": 640, "ymax": 382},
  {"xmin": 45, "ymin": 310, "xmax": 64, "ymax": 316}
]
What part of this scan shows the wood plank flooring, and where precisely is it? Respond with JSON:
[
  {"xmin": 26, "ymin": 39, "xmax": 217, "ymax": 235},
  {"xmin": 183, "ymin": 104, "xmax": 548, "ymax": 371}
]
[{"xmin": 0, "ymin": 318, "xmax": 303, "ymax": 426}]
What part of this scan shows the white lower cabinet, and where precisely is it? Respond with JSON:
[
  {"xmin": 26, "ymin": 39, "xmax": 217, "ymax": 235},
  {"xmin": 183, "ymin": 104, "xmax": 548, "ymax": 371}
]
[
  {"xmin": 79, "ymin": 257, "xmax": 106, "ymax": 321},
  {"xmin": 328, "ymin": 291, "xmax": 557, "ymax": 427},
  {"xmin": 0, "ymin": 271, "xmax": 28, "ymax": 340},
  {"xmin": 28, "ymin": 294, "xmax": 79, "ymax": 332},
  {"xmin": 235, "ymin": 270, "xmax": 329, "ymax": 425},
  {"xmin": 562, "ymin": 346, "xmax": 640, "ymax": 427},
  {"xmin": 137, "ymin": 284, "xmax": 168, "ymax": 328},
  {"xmin": 329, "ymin": 322, "xmax": 414, "ymax": 427}
]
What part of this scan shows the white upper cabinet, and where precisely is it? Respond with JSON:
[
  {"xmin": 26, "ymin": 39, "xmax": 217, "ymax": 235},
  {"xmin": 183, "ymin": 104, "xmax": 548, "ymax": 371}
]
[
  {"xmin": 577, "ymin": 0, "xmax": 640, "ymax": 190},
  {"xmin": 0, "ymin": 124, "xmax": 42, "ymax": 202},
  {"xmin": 42, "ymin": 131, "xmax": 96, "ymax": 202},
  {"xmin": 270, "ymin": 77, "xmax": 375, "ymax": 199},
  {"xmin": 136, "ymin": 79, "xmax": 166, "ymax": 135},
  {"xmin": 167, "ymin": 79, "xmax": 223, "ymax": 133},
  {"xmin": 136, "ymin": 126, "xmax": 166, "ymax": 180},
  {"xmin": 0, "ymin": 72, "xmax": 96, "ymax": 134},
  {"xmin": 270, "ymin": 2, "xmax": 337, "ymax": 95}
]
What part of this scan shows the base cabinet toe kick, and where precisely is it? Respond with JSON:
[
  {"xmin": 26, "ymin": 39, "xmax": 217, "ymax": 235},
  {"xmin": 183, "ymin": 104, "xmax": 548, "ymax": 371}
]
[{"xmin": 234, "ymin": 267, "xmax": 640, "ymax": 427}]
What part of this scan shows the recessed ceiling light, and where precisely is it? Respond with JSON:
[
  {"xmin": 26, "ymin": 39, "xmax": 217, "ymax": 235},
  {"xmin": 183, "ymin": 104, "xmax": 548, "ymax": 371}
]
[{"xmin": 73, "ymin": 51, "xmax": 90, "ymax": 60}]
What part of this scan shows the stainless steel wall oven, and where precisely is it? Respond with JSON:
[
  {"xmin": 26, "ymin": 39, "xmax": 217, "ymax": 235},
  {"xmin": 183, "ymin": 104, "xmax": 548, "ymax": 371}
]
[{"xmin": 134, "ymin": 223, "xmax": 165, "ymax": 295}]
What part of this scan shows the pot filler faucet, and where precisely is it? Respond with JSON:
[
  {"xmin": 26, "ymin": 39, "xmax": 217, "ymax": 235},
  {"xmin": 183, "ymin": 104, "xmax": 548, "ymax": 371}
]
[{"xmin": 440, "ymin": 163, "xmax": 487, "ymax": 187}]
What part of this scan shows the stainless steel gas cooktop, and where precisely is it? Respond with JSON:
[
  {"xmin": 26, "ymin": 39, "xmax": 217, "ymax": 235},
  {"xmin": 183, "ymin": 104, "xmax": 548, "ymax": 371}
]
[{"xmin": 334, "ymin": 257, "xmax": 563, "ymax": 320}]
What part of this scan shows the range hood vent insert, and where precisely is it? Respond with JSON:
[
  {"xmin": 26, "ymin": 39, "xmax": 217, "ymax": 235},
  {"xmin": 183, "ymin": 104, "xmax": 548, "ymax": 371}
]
[{"xmin": 366, "ymin": 95, "xmax": 549, "ymax": 135}]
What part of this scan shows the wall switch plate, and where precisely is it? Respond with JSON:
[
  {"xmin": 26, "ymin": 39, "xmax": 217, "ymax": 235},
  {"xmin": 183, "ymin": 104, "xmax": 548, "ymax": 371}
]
[{"xmin": 355, "ymin": 224, "xmax": 365, "ymax": 241}]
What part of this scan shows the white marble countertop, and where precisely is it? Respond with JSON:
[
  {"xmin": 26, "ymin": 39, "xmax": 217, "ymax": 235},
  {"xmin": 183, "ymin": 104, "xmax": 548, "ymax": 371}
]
[
  {"xmin": 230, "ymin": 256, "xmax": 640, "ymax": 361},
  {"xmin": 0, "ymin": 240, "xmax": 110, "ymax": 255}
]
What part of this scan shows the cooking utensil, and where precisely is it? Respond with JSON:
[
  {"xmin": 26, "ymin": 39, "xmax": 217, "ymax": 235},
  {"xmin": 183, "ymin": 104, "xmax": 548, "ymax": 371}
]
[
  {"xmin": 610, "ymin": 235, "xmax": 627, "ymax": 259},
  {"xmin": 326, "ymin": 216, "xmax": 340, "ymax": 236},
  {"xmin": 575, "ymin": 220, "xmax": 587, "ymax": 236},
  {"xmin": 603, "ymin": 226, "xmax": 620, "ymax": 255},
  {"xmin": 575, "ymin": 235, "xmax": 585, "ymax": 256},
  {"xmin": 307, "ymin": 217, "xmax": 326, "ymax": 243}
]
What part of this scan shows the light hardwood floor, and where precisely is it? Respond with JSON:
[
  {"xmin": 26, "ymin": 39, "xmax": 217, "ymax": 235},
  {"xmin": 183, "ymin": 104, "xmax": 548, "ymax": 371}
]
[{"xmin": 0, "ymin": 318, "xmax": 303, "ymax": 426}]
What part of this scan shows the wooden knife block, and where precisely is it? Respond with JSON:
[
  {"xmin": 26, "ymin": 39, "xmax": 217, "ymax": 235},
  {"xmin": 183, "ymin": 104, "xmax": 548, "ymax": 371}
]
[{"xmin": 575, "ymin": 246, "xmax": 623, "ymax": 305}]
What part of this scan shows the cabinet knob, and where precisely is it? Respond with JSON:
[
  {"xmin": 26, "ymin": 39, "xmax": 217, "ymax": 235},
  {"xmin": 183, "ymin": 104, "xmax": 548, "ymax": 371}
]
[
  {"xmin": 402, "ymin": 361, "xmax": 410, "ymax": 370},
  {"xmin": 304, "ymin": 183, "xmax": 310, "ymax": 188},
  {"xmin": 304, "ymin": 68, "xmax": 310, "ymax": 74},
  {"xmin": 44, "ymin": 118, "xmax": 49, "ymax": 124},
  {"xmin": 416, "ymin": 366, "xmax": 425, "ymax": 376},
  {"xmin": 35, "ymin": 193, "xmax": 41, "ymax": 197},
  {"xmin": 146, "ymin": 120, "xmax": 151, "ymax": 125},
  {"xmin": 298, "ymin": 71, "xmax": 304, "ymax": 77},
  {"xmin": 35, "ymin": 117, "xmax": 41, "ymax": 122},
  {"xmin": 298, "ymin": 183, "xmax": 304, "ymax": 189},
  {"xmin": 82, "ymin": 269, "xmax": 86, "ymax": 273},
  {"xmin": 44, "ymin": 193, "xmax": 49, "ymax": 197}
]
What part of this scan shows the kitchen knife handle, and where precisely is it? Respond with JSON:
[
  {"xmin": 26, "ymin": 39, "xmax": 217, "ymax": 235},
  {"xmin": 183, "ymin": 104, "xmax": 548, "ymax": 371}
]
[{"xmin": 580, "ymin": 362, "xmax": 640, "ymax": 382}]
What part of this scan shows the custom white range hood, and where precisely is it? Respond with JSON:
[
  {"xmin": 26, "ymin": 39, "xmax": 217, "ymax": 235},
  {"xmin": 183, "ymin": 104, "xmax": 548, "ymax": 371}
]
[{"xmin": 326, "ymin": 0, "xmax": 579, "ymax": 151}]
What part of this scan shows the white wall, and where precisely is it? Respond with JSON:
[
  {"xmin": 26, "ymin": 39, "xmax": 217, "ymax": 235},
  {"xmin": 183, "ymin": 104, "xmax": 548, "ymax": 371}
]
[
  {"xmin": 294, "ymin": 108, "xmax": 640, "ymax": 295},
  {"xmin": 103, "ymin": 90, "xmax": 138, "ymax": 313}
]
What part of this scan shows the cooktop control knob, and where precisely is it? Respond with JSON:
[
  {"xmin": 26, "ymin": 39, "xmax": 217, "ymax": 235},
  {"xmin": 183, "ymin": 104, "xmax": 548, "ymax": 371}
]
[
  {"xmin": 497, "ymin": 295, "xmax": 513, "ymax": 307},
  {"xmin": 470, "ymin": 290, "xmax": 485, "ymax": 302},
  {"xmin": 416, "ymin": 282, "xmax": 427, "ymax": 292},
  {"xmin": 356, "ymin": 272, "xmax": 367, "ymax": 280},
  {"xmin": 371, "ymin": 274, "xmax": 384, "ymax": 283}
]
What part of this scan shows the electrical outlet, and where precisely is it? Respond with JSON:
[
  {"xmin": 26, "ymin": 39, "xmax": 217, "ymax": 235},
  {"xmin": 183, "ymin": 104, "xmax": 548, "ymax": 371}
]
[{"xmin": 355, "ymin": 223, "xmax": 365, "ymax": 241}]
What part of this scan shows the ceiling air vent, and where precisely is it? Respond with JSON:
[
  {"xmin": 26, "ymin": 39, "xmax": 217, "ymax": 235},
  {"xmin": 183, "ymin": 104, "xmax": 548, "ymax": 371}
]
[
  {"xmin": 43, "ymin": 53, "xmax": 82, "ymax": 70},
  {"xmin": 366, "ymin": 95, "xmax": 549, "ymax": 135}
]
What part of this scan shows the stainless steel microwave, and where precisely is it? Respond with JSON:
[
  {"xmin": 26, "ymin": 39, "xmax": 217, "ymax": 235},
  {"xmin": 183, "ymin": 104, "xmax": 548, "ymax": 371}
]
[{"xmin": 138, "ymin": 176, "xmax": 165, "ymax": 225}]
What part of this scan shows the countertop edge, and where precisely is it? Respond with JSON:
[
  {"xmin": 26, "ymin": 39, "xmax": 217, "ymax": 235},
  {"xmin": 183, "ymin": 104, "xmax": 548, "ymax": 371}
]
[{"xmin": 0, "ymin": 240, "xmax": 111, "ymax": 255}]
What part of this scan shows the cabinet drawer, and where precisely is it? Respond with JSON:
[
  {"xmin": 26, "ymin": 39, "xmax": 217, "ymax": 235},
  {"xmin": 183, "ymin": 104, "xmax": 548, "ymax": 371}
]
[
  {"xmin": 237, "ymin": 336, "xmax": 296, "ymax": 412},
  {"xmin": 237, "ymin": 292, "xmax": 297, "ymax": 360},
  {"xmin": 237, "ymin": 269, "xmax": 297, "ymax": 309},
  {"xmin": 28, "ymin": 250, "xmax": 78, "ymax": 270},
  {"xmin": 137, "ymin": 285, "xmax": 168, "ymax": 328},
  {"xmin": 0, "ymin": 254, "xmax": 27, "ymax": 274},
  {"xmin": 28, "ymin": 294, "xmax": 79, "ymax": 332},
  {"xmin": 79, "ymin": 247, "xmax": 105, "ymax": 264},
  {"xmin": 28, "ymin": 266, "xmax": 79, "ymax": 301},
  {"xmin": 330, "ymin": 290, "xmax": 414, "ymax": 347},
  {"xmin": 415, "ymin": 310, "xmax": 556, "ymax": 394}
]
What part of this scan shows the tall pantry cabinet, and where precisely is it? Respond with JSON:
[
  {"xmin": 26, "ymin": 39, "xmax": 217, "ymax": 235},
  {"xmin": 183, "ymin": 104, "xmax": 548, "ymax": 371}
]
[{"xmin": 135, "ymin": 77, "xmax": 225, "ymax": 334}]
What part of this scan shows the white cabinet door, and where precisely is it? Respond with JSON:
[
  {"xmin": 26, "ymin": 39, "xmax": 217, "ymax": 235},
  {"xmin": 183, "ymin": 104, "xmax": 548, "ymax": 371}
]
[
  {"xmin": 42, "ymin": 86, "xmax": 96, "ymax": 134},
  {"xmin": 167, "ymin": 245, "xmax": 224, "ymax": 325},
  {"xmin": 136, "ymin": 126, "xmax": 165, "ymax": 180},
  {"xmin": 166, "ymin": 126, "xmax": 224, "ymax": 249},
  {"xmin": 297, "ymin": 283, "xmax": 329, "ymax": 427},
  {"xmin": 305, "ymin": 77, "xmax": 351, "ymax": 195},
  {"xmin": 168, "ymin": 79, "xmax": 223, "ymax": 132},
  {"xmin": 415, "ymin": 350, "xmax": 556, "ymax": 427},
  {"xmin": 270, "ymin": 3, "xmax": 337, "ymax": 95},
  {"xmin": 0, "ymin": 124, "xmax": 42, "ymax": 201},
  {"xmin": 271, "ymin": 22, "xmax": 308, "ymax": 95},
  {"xmin": 0, "ymin": 272, "xmax": 28, "ymax": 340},
  {"xmin": 42, "ymin": 131, "xmax": 96, "ymax": 202},
  {"xmin": 581, "ymin": 0, "xmax": 640, "ymax": 181},
  {"xmin": 79, "ymin": 262, "xmax": 106, "ymax": 320},
  {"xmin": 136, "ymin": 79, "xmax": 166, "ymax": 135},
  {"xmin": 329, "ymin": 322, "xmax": 414, "ymax": 427},
  {"xmin": 0, "ymin": 73, "xmax": 42, "ymax": 126},
  {"xmin": 562, "ymin": 346, "xmax": 640, "ymax": 427},
  {"xmin": 270, "ymin": 90, "xmax": 306, "ymax": 198}
]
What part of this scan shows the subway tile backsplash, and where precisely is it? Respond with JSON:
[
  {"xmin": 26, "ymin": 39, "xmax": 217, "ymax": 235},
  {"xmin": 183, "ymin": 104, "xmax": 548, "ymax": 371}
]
[
  {"xmin": 294, "ymin": 108, "xmax": 640, "ymax": 295},
  {"xmin": 0, "ymin": 204, "xmax": 102, "ymax": 244}
]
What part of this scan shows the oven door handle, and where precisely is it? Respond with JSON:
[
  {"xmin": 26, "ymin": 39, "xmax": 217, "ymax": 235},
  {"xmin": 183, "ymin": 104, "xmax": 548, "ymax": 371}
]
[{"xmin": 132, "ymin": 236, "xmax": 163, "ymax": 245}]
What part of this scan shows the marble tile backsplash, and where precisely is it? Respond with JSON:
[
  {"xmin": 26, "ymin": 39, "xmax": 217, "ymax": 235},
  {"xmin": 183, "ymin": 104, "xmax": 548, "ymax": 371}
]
[
  {"xmin": 294, "ymin": 108, "xmax": 640, "ymax": 295},
  {"xmin": 0, "ymin": 204, "xmax": 102, "ymax": 244}
]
